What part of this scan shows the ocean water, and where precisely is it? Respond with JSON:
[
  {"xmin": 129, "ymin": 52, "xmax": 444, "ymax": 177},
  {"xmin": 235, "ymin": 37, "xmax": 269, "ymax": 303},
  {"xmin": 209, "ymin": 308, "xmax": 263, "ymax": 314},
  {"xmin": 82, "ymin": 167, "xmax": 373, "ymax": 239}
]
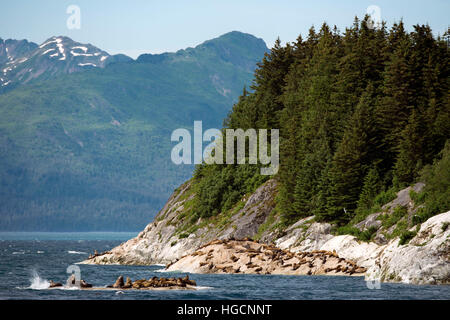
[{"xmin": 0, "ymin": 232, "xmax": 449, "ymax": 300}]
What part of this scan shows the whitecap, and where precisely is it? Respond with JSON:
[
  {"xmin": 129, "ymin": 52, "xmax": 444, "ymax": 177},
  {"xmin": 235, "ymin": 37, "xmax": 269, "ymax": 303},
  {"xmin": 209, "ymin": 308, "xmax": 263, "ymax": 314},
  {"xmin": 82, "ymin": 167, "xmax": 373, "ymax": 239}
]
[
  {"xmin": 68, "ymin": 250, "xmax": 87, "ymax": 255},
  {"xmin": 195, "ymin": 286, "xmax": 214, "ymax": 290}
]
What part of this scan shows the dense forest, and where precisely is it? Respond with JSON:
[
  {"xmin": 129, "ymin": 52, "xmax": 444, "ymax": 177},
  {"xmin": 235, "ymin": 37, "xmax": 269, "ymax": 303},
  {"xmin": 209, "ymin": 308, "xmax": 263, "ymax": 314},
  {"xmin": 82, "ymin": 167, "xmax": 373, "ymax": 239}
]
[{"xmin": 190, "ymin": 16, "xmax": 450, "ymax": 232}]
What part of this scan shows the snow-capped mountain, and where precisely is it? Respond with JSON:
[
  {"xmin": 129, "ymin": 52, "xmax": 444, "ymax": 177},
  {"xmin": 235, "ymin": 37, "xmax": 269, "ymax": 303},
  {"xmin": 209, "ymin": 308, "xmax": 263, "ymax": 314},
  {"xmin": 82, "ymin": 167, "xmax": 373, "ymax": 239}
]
[{"xmin": 0, "ymin": 36, "xmax": 132, "ymax": 89}]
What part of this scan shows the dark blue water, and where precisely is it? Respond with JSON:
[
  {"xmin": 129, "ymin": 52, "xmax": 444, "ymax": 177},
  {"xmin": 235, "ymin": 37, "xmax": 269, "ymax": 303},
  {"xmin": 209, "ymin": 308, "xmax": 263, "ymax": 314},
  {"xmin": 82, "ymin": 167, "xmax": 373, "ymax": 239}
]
[{"xmin": 1, "ymin": 232, "xmax": 449, "ymax": 300}]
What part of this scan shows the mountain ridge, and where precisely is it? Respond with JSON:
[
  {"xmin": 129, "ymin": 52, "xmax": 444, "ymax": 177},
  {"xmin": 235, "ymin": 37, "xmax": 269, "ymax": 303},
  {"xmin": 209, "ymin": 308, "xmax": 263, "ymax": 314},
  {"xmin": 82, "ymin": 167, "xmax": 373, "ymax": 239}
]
[{"xmin": 0, "ymin": 31, "xmax": 269, "ymax": 231}]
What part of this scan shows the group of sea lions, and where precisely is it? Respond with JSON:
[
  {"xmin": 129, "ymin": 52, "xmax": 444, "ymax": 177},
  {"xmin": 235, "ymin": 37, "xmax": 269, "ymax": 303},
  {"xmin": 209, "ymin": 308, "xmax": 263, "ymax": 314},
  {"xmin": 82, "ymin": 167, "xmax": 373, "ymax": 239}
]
[
  {"xmin": 49, "ymin": 274, "xmax": 93, "ymax": 288},
  {"xmin": 48, "ymin": 274, "xmax": 197, "ymax": 290},
  {"xmin": 107, "ymin": 275, "xmax": 197, "ymax": 289},
  {"xmin": 165, "ymin": 238, "xmax": 367, "ymax": 276}
]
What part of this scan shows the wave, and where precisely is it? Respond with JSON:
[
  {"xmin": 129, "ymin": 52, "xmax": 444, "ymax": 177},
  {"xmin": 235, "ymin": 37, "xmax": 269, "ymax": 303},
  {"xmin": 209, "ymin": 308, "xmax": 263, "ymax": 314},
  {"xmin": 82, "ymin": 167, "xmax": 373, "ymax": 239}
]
[
  {"xmin": 67, "ymin": 250, "xmax": 87, "ymax": 255},
  {"xmin": 195, "ymin": 286, "xmax": 214, "ymax": 290},
  {"xmin": 12, "ymin": 251, "xmax": 25, "ymax": 255}
]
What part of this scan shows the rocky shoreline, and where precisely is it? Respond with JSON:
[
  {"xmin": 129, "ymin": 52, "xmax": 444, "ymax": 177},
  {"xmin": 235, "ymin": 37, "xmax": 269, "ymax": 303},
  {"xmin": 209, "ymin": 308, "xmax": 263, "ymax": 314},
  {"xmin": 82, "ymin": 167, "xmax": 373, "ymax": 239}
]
[{"xmin": 81, "ymin": 180, "xmax": 450, "ymax": 285}]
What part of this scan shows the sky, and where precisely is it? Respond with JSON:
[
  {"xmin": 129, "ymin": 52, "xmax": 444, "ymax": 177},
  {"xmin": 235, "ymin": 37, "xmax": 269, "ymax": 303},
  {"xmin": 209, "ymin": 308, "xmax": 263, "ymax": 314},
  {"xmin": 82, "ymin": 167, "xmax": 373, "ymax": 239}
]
[{"xmin": 0, "ymin": 0, "xmax": 448, "ymax": 59}]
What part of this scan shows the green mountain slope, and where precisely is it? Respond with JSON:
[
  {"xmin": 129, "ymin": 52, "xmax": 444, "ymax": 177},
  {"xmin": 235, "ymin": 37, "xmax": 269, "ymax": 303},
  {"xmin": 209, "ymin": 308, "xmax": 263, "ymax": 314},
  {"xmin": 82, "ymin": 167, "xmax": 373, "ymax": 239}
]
[{"xmin": 0, "ymin": 31, "xmax": 269, "ymax": 231}]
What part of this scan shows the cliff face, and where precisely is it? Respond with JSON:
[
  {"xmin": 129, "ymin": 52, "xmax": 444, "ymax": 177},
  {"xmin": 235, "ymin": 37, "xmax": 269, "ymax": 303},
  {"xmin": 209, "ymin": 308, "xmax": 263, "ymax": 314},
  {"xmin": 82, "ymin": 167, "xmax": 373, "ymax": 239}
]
[{"xmin": 81, "ymin": 180, "xmax": 450, "ymax": 285}]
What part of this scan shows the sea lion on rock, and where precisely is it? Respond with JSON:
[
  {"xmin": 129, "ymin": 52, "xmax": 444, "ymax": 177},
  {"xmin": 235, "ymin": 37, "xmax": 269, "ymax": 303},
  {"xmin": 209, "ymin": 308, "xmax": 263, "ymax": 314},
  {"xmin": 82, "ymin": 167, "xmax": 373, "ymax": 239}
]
[
  {"xmin": 182, "ymin": 275, "xmax": 196, "ymax": 286},
  {"xmin": 230, "ymin": 255, "xmax": 239, "ymax": 262},
  {"xmin": 123, "ymin": 277, "xmax": 133, "ymax": 289},
  {"xmin": 176, "ymin": 278, "xmax": 186, "ymax": 287},
  {"xmin": 49, "ymin": 280, "xmax": 62, "ymax": 288},
  {"xmin": 132, "ymin": 279, "xmax": 145, "ymax": 289},
  {"xmin": 80, "ymin": 280, "xmax": 92, "ymax": 288},
  {"xmin": 113, "ymin": 275, "xmax": 124, "ymax": 288}
]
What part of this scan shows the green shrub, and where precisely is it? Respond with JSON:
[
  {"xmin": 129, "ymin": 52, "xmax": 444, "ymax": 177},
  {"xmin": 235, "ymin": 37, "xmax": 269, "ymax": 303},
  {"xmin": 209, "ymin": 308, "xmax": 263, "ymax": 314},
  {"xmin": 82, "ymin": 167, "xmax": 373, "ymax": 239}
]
[
  {"xmin": 179, "ymin": 232, "xmax": 189, "ymax": 239},
  {"xmin": 415, "ymin": 141, "xmax": 450, "ymax": 221},
  {"xmin": 374, "ymin": 188, "xmax": 397, "ymax": 207},
  {"xmin": 379, "ymin": 205, "xmax": 408, "ymax": 228},
  {"xmin": 336, "ymin": 225, "xmax": 378, "ymax": 242},
  {"xmin": 409, "ymin": 189, "xmax": 426, "ymax": 205},
  {"xmin": 359, "ymin": 226, "xmax": 378, "ymax": 241},
  {"xmin": 399, "ymin": 231, "xmax": 417, "ymax": 245}
]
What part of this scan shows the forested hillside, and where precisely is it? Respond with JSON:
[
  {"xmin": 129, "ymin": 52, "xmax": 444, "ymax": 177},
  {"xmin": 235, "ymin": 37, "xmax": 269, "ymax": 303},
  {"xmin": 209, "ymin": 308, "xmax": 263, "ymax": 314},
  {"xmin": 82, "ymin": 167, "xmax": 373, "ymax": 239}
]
[{"xmin": 187, "ymin": 17, "xmax": 449, "ymax": 232}]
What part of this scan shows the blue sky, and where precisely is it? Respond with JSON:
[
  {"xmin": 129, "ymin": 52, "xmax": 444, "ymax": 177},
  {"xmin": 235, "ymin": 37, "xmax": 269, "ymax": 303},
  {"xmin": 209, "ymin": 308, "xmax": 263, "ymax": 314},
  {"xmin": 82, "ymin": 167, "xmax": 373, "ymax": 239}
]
[{"xmin": 0, "ymin": 0, "xmax": 448, "ymax": 58}]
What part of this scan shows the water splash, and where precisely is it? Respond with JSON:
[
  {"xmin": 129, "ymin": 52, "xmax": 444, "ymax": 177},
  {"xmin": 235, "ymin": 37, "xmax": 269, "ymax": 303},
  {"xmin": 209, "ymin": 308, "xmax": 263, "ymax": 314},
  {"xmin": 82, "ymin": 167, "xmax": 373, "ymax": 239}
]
[{"xmin": 28, "ymin": 270, "xmax": 50, "ymax": 290}]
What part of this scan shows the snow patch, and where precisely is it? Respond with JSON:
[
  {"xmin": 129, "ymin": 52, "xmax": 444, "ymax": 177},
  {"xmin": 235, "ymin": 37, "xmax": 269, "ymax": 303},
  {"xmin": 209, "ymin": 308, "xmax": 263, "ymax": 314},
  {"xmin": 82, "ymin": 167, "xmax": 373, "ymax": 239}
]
[
  {"xmin": 78, "ymin": 63, "xmax": 97, "ymax": 67},
  {"xmin": 42, "ymin": 48, "xmax": 55, "ymax": 55},
  {"xmin": 71, "ymin": 46, "xmax": 88, "ymax": 52}
]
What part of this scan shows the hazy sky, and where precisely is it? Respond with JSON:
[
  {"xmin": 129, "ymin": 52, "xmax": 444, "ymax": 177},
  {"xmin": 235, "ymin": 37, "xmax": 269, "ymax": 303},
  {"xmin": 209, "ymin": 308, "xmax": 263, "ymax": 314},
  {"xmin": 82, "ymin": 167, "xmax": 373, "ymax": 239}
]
[{"xmin": 1, "ymin": 0, "xmax": 448, "ymax": 59}]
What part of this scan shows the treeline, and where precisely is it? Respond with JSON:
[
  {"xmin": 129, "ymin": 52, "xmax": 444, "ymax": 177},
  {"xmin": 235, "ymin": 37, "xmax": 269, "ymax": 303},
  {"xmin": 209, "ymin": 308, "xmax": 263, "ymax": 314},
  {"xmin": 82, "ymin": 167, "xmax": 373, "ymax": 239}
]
[{"xmin": 192, "ymin": 16, "xmax": 449, "ymax": 226}]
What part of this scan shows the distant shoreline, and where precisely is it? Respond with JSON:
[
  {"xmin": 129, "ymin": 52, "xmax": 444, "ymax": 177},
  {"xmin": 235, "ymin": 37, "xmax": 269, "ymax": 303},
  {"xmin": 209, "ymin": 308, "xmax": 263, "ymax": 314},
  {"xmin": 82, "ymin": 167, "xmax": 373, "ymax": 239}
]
[{"xmin": 0, "ymin": 231, "xmax": 138, "ymax": 241}]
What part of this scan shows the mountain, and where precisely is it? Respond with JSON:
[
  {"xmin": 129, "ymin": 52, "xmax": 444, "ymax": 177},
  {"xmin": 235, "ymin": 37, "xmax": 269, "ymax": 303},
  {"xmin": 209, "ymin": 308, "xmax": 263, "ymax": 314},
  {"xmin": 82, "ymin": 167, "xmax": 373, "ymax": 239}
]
[
  {"xmin": 0, "ymin": 38, "xmax": 37, "ymax": 65},
  {"xmin": 0, "ymin": 31, "xmax": 269, "ymax": 231},
  {"xmin": 0, "ymin": 36, "xmax": 132, "ymax": 91}
]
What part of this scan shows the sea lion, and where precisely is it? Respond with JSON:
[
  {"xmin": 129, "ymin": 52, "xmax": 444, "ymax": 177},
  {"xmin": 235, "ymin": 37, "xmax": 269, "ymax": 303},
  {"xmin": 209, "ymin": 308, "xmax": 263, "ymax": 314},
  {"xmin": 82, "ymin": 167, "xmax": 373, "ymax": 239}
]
[
  {"xmin": 49, "ymin": 280, "xmax": 62, "ymax": 288},
  {"xmin": 80, "ymin": 280, "xmax": 92, "ymax": 288},
  {"xmin": 123, "ymin": 277, "xmax": 132, "ymax": 289},
  {"xmin": 113, "ymin": 275, "xmax": 124, "ymax": 288}
]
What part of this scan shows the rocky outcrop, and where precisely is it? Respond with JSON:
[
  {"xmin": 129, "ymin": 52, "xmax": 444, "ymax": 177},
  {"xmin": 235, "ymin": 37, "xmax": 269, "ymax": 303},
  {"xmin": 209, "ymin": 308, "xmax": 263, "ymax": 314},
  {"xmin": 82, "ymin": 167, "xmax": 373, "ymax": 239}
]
[
  {"xmin": 81, "ymin": 180, "xmax": 449, "ymax": 285},
  {"xmin": 48, "ymin": 275, "xmax": 196, "ymax": 290},
  {"xmin": 107, "ymin": 275, "xmax": 197, "ymax": 289},
  {"xmin": 365, "ymin": 212, "xmax": 450, "ymax": 284},
  {"xmin": 275, "ymin": 211, "xmax": 450, "ymax": 285},
  {"xmin": 166, "ymin": 239, "xmax": 366, "ymax": 276}
]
